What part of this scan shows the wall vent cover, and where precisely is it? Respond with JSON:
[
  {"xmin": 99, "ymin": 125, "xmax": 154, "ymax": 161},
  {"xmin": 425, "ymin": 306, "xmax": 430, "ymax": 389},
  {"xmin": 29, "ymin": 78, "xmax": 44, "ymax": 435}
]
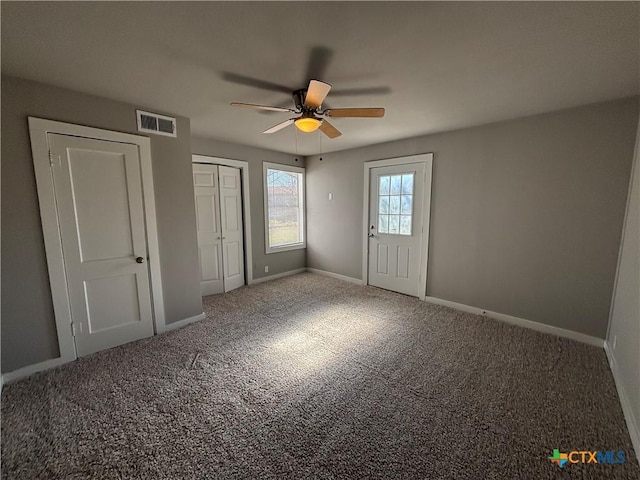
[{"xmin": 136, "ymin": 110, "xmax": 177, "ymax": 137}]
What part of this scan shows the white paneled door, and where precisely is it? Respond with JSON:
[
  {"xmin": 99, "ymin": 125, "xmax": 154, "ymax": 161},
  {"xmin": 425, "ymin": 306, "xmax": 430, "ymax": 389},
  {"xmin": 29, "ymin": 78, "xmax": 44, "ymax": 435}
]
[
  {"xmin": 48, "ymin": 133, "xmax": 155, "ymax": 357},
  {"xmin": 368, "ymin": 162, "xmax": 426, "ymax": 297},
  {"xmin": 193, "ymin": 164, "xmax": 245, "ymax": 295},
  {"xmin": 193, "ymin": 164, "xmax": 224, "ymax": 296},
  {"xmin": 218, "ymin": 165, "xmax": 246, "ymax": 292}
]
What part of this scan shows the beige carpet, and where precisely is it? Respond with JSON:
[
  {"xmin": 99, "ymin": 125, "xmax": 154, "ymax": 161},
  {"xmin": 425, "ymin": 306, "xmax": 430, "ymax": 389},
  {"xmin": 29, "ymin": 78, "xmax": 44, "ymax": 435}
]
[{"xmin": 1, "ymin": 272, "xmax": 638, "ymax": 479}]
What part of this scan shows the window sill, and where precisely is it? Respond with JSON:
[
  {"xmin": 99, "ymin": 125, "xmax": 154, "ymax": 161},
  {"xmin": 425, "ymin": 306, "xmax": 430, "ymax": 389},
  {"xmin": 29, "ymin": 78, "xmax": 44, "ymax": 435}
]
[{"xmin": 265, "ymin": 243, "xmax": 306, "ymax": 254}]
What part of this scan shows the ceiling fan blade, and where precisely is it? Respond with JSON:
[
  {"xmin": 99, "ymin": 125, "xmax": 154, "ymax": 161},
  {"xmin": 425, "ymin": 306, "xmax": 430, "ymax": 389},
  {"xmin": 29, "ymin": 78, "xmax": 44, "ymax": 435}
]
[
  {"xmin": 222, "ymin": 72, "xmax": 292, "ymax": 94},
  {"xmin": 325, "ymin": 108, "xmax": 385, "ymax": 118},
  {"xmin": 319, "ymin": 119, "xmax": 342, "ymax": 138},
  {"xmin": 305, "ymin": 46, "xmax": 334, "ymax": 83},
  {"xmin": 330, "ymin": 86, "xmax": 392, "ymax": 97},
  {"xmin": 258, "ymin": 99, "xmax": 296, "ymax": 115},
  {"xmin": 263, "ymin": 118, "xmax": 295, "ymax": 134},
  {"xmin": 231, "ymin": 102, "xmax": 295, "ymax": 113},
  {"xmin": 304, "ymin": 80, "xmax": 332, "ymax": 109}
]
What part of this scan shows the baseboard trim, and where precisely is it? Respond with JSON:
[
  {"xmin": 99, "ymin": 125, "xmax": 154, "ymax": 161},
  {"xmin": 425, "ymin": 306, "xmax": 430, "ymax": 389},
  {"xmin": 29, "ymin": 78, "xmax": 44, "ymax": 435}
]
[
  {"xmin": 306, "ymin": 268, "xmax": 363, "ymax": 285},
  {"xmin": 604, "ymin": 341, "xmax": 640, "ymax": 464},
  {"xmin": 1, "ymin": 356, "xmax": 68, "ymax": 385},
  {"xmin": 3, "ymin": 313, "xmax": 209, "ymax": 384},
  {"xmin": 159, "ymin": 313, "xmax": 206, "ymax": 333},
  {"xmin": 424, "ymin": 296, "xmax": 604, "ymax": 348},
  {"xmin": 250, "ymin": 268, "xmax": 306, "ymax": 284}
]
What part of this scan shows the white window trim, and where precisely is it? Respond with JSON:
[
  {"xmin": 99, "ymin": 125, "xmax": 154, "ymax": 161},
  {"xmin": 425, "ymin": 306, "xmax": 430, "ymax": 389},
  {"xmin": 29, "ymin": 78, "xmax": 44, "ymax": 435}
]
[{"xmin": 263, "ymin": 161, "xmax": 306, "ymax": 254}]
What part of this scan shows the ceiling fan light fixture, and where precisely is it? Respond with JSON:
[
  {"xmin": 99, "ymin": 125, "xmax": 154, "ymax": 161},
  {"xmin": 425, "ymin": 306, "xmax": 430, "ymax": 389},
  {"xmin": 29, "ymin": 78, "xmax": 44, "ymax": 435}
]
[{"xmin": 294, "ymin": 117, "xmax": 322, "ymax": 133}]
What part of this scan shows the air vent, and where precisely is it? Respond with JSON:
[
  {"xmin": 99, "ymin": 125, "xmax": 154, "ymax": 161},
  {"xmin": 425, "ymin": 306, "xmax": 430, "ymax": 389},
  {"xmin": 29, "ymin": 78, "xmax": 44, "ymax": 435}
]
[{"xmin": 136, "ymin": 110, "xmax": 177, "ymax": 137}]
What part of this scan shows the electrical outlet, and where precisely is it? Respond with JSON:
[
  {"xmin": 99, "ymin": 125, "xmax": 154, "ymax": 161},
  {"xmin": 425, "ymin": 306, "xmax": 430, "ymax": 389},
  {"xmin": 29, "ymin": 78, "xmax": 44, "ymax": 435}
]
[{"xmin": 264, "ymin": 266, "xmax": 269, "ymax": 273}]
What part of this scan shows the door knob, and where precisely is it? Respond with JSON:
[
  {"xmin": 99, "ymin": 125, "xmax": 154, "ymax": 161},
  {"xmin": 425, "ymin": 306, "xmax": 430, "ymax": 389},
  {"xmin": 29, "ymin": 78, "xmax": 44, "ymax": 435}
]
[
  {"xmin": 368, "ymin": 233, "xmax": 375, "ymax": 237},
  {"xmin": 136, "ymin": 257, "xmax": 145, "ymax": 263}
]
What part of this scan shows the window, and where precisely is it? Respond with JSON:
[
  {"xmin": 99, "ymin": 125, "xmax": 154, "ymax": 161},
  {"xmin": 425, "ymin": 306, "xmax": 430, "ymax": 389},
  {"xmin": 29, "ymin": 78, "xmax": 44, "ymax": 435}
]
[
  {"xmin": 263, "ymin": 162, "xmax": 306, "ymax": 253},
  {"xmin": 378, "ymin": 173, "xmax": 414, "ymax": 235}
]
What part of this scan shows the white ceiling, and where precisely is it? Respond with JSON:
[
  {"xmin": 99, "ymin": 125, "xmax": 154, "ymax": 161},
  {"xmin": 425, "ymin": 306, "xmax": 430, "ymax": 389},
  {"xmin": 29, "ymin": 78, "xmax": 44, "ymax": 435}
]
[{"xmin": 2, "ymin": 2, "xmax": 638, "ymax": 156}]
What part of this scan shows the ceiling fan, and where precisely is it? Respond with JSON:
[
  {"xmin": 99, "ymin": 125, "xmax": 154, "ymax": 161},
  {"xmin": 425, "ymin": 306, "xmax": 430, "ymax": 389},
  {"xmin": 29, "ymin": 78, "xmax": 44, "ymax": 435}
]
[{"xmin": 230, "ymin": 79, "xmax": 385, "ymax": 139}]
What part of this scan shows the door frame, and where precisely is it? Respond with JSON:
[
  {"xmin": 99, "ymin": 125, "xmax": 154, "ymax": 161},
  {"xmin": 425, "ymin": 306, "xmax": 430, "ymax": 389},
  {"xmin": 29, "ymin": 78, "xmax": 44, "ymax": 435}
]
[
  {"xmin": 362, "ymin": 153, "xmax": 433, "ymax": 300},
  {"xmin": 192, "ymin": 154, "xmax": 253, "ymax": 285},
  {"xmin": 29, "ymin": 117, "xmax": 165, "ymax": 364}
]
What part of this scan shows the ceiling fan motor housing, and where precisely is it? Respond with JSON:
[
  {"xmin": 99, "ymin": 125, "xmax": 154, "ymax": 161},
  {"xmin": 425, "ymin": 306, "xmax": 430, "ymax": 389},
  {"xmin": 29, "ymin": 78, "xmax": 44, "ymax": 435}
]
[{"xmin": 293, "ymin": 89, "xmax": 310, "ymax": 112}]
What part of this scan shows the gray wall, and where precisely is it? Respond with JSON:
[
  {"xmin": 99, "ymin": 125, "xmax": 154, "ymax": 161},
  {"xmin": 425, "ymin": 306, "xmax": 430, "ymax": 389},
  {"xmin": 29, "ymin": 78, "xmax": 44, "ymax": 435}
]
[
  {"xmin": 607, "ymin": 114, "xmax": 639, "ymax": 446},
  {"xmin": 306, "ymin": 97, "xmax": 639, "ymax": 338},
  {"xmin": 191, "ymin": 137, "xmax": 306, "ymax": 280},
  {"xmin": 1, "ymin": 75, "xmax": 203, "ymax": 373}
]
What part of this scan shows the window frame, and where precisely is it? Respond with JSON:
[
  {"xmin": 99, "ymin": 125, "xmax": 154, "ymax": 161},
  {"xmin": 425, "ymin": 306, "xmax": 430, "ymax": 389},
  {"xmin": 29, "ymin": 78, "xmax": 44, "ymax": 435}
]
[
  {"xmin": 263, "ymin": 161, "xmax": 306, "ymax": 254},
  {"xmin": 377, "ymin": 172, "xmax": 415, "ymax": 236}
]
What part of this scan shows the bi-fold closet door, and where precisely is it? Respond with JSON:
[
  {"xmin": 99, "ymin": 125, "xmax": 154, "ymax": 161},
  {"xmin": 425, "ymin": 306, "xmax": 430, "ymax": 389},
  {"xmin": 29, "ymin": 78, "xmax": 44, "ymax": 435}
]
[{"xmin": 193, "ymin": 163, "xmax": 245, "ymax": 296}]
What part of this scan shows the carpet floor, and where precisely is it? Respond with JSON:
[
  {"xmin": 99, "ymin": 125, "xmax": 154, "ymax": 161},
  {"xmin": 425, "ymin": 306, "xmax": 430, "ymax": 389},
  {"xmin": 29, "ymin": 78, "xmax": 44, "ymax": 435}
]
[{"xmin": 1, "ymin": 273, "xmax": 638, "ymax": 479}]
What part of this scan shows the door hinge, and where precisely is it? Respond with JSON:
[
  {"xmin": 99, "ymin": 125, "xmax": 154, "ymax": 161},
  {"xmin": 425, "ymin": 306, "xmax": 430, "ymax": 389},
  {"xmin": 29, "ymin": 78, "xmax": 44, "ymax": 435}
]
[
  {"xmin": 48, "ymin": 150, "xmax": 61, "ymax": 167},
  {"xmin": 71, "ymin": 322, "xmax": 82, "ymax": 337}
]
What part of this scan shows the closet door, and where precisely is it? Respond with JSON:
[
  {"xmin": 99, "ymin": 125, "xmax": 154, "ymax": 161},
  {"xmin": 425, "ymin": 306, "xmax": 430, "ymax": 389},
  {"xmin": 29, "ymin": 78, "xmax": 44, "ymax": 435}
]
[
  {"xmin": 193, "ymin": 164, "xmax": 224, "ymax": 296},
  {"xmin": 219, "ymin": 166, "xmax": 245, "ymax": 292}
]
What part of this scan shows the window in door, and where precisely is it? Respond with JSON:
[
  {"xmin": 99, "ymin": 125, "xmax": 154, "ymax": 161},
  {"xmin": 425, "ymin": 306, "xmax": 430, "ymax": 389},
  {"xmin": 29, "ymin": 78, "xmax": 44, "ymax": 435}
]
[
  {"xmin": 378, "ymin": 173, "xmax": 414, "ymax": 235},
  {"xmin": 263, "ymin": 162, "xmax": 306, "ymax": 253}
]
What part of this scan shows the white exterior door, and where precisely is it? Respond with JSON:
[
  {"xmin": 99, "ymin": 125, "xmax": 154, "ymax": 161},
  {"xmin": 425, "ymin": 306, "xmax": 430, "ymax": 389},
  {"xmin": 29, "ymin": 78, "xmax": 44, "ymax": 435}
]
[
  {"xmin": 193, "ymin": 164, "xmax": 224, "ymax": 296},
  {"xmin": 48, "ymin": 133, "xmax": 155, "ymax": 357},
  {"xmin": 219, "ymin": 166, "xmax": 246, "ymax": 292},
  {"xmin": 368, "ymin": 162, "xmax": 426, "ymax": 297}
]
